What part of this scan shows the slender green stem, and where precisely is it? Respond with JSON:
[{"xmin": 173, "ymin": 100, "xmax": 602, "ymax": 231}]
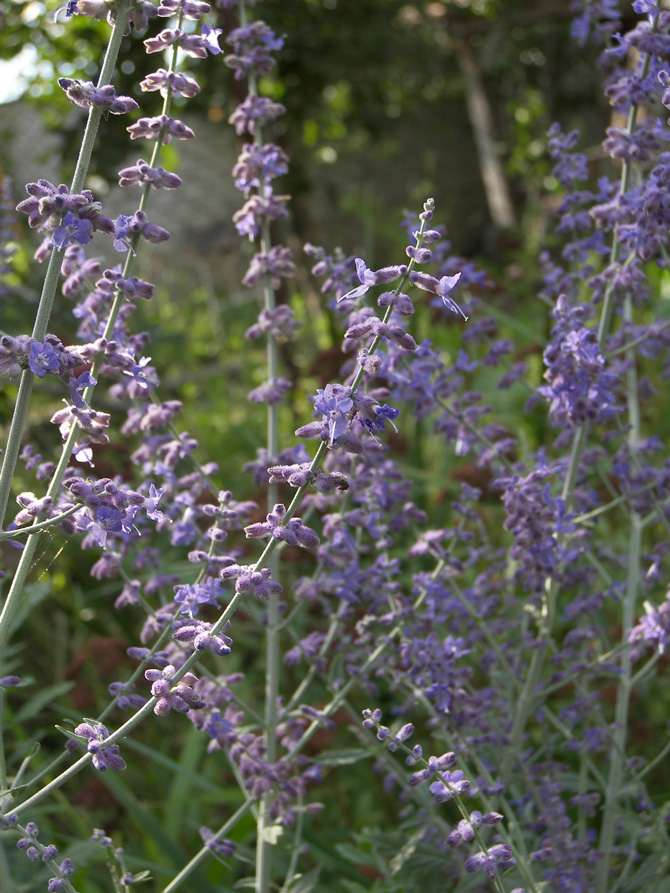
[
  {"xmin": 630, "ymin": 650, "xmax": 660, "ymax": 689},
  {"xmin": 161, "ymin": 800, "xmax": 253, "ymax": 893},
  {"xmin": 0, "ymin": 692, "xmax": 7, "ymax": 804},
  {"xmin": 0, "ymin": 504, "xmax": 80, "ymax": 540},
  {"xmin": 620, "ymin": 732, "xmax": 670, "ymax": 789},
  {"xmin": 537, "ymin": 641, "xmax": 627, "ymax": 701},
  {"xmin": 605, "ymin": 318, "xmax": 670, "ymax": 360},
  {"xmin": 595, "ymin": 285, "xmax": 643, "ymax": 891},
  {"xmin": 283, "ymin": 597, "xmax": 345, "ymax": 714},
  {"xmin": 228, "ymin": 0, "xmax": 284, "ymax": 886},
  {"xmin": 595, "ymin": 22, "xmax": 657, "ymax": 346},
  {"xmin": 279, "ymin": 797, "xmax": 305, "ymax": 893},
  {"xmin": 0, "ymin": 839, "xmax": 11, "ymax": 892}
]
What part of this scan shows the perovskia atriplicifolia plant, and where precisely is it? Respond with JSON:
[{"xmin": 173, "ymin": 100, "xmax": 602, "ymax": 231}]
[{"xmin": 1, "ymin": 0, "xmax": 670, "ymax": 891}]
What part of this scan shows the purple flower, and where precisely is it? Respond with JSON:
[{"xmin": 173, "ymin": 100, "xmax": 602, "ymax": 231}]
[
  {"xmin": 70, "ymin": 370, "xmax": 97, "ymax": 410},
  {"xmin": 52, "ymin": 212, "xmax": 92, "ymax": 249},
  {"xmin": 539, "ymin": 297, "xmax": 618, "ymax": 427},
  {"xmin": 201, "ymin": 22, "xmax": 223, "ymax": 54},
  {"xmin": 74, "ymin": 721, "xmax": 126, "ymax": 771},
  {"xmin": 224, "ymin": 22, "xmax": 283, "ymax": 79},
  {"xmin": 409, "ymin": 270, "xmax": 465, "ymax": 318},
  {"xmin": 144, "ymin": 483, "xmax": 165, "ymax": 521},
  {"xmin": 118, "ymin": 159, "xmax": 182, "ymax": 190},
  {"xmin": 465, "ymin": 844, "xmax": 515, "ymax": 878},
  {"xmin": 219, "ymin": 564, "xmax": 283, "ymax": 600},
  {"xmin": 157, "ymin": 0, "xmax": 210, "ymax": 19},
  {"xmin": 58, "ymin": 78, "xmax": 139, "ymax": 115},
  {"xmin": 122, "ymin": 356, "xmax": 155, "ymax": 390},
  {"xmin": 233, "ymin": 191, "xmax": 289, "ymax": 240},
  {"xmin": 171, "ymin": 520, "xmax": 196, "ymax": 546},
  {"xmin": 173, "ymin": 619, "xmax": 233, "ymax": 654},
  {"xmin": 233, "ymin": 143, "xmax": 289, "ymax": 194},
  {"xmin": 200, "ymin": 827, "xmax": 237, "ymax": 859},
  {"xmin": 229, "ymin": 94, "xmax": 286, "ymax": 135},
  {"xmin": 377, "ymin": 290, "xmax": 415, "ymax": 315},
  {"xmin": 173, "ymin": 582, "xmax": 217, "ymax": 617},
  {"xmin": 127, "ymin": 114, "xmax": 195, "ymax": 145},
  {"xmin": 145, "ymin": 665, "xmax": 205, "ymax": 715},
  {"xmin": 140, "ymin": 68, "xmax": 200, "ymax": 98},
  {"xmin": 344, "ymin": 315, "xmax": 417, "ymax": 352},
  {"xmin": 0, "ymin": 676, "xmax": 20, "ymax": 688},
  {"xmin": 245, "ymin": 303, "xmax": 300, "ymax": 338},
  {"xmin": 338, "ymin": 258, "xmax": 408, "ymax": 302},
  {"xmin": 248, "ymin": 376, "xmax": 291, "ymax": 405},
  {"xmin": 108, "ymin": 681, "xmax": 145, "ymax": 709},
  {"xmin": 79, "ymin": 505, "xmax": 129, "ymax": 549},
  {"xmin": 28, "ymin": 341, "xmax": 59, "ymax": 378},
  {"xmin": 373, "ymin": 404, "xmax": 400, "ymax": 432},
  {"xmin": 428, "ymin": 770, "xmax": 470, "ymax": 801},
  {"xmin": 112, "ymin": 214, "xmax": 133, "ymax": 251},
  {"xmin": 314, "ymin": 383, "xmax": 354, "ymax": 443},
  {"xmin": 629, "ymin": 593, "xmax": 670, "ymax": 654},
  {"xmin": 244, "ymin": 503, "xmax": 320, "ymax": 549}
]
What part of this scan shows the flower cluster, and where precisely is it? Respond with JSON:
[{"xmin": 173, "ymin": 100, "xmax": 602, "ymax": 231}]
[
  {"xmin": 145, "ymin": 665, "xmax": 205, "ymax": 716},
  {"xmin": 73, "ymin": 721, "xmax": 127, "ymax": 771}
]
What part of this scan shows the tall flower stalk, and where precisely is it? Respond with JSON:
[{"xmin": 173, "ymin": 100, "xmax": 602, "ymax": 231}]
[
  {"xmin": 0, "ymin": 0, "xmax": 132, "ymax": 529},
  {"xmin": 223, "ymin": 0, "xmax": 291, "ymax": 886}
]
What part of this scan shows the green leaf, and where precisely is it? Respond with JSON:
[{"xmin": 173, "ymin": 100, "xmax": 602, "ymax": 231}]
[
  {"xmin": 54, "ymin": 724, "xmax": 85, "ymax": 742},
  {"xmin": 14, "ymin": 681, "xmax": 74, "ymax": 723},
  {"xmin": 389, "ymin": 828, "xmax": 423, "ymax": 876},
  {"xmin": 316, "ymin": 748, "xmax": 372, "ymax": 766},
  {"xmin": 335, "ymin": 842, "xmax": 377, "ymax": 868},
  {"xmin": 286, "ymin": 866, "xmax": 322, "ymax": 892},
  {"xmin": 9, "ymin": 581, "xmax": 52, "ymax": 633},
  {"xmin": 618, "ymin": 852, "xmax": 670, "ymax": 892}
]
